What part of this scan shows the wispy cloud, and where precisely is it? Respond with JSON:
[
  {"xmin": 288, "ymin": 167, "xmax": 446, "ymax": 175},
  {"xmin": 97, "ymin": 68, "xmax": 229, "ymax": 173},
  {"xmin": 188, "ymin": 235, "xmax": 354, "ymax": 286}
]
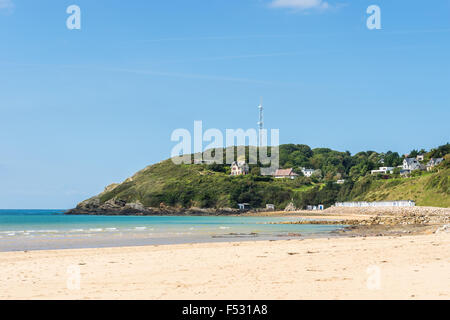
[
  {"xmin": 0, "ymin": 0, "xmax": 14, "ymax": 13},
  {"xmin": 269, "ymin": 0, "xmax": 330, "ymax": 11},
  {"xmin": 0, "ymin": 62, "xmax": 304, "ymax": 87},
  {"xmin": 0, "ymin": 0, "xmax": 13, "ymax": 9}
]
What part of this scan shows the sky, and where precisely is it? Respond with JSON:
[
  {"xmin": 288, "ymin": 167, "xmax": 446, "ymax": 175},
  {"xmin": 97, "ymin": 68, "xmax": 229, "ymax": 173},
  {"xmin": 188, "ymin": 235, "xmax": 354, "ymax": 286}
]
[{"xmin": 0, "ymin": 0, "xmax": 449, "ymax": 209}]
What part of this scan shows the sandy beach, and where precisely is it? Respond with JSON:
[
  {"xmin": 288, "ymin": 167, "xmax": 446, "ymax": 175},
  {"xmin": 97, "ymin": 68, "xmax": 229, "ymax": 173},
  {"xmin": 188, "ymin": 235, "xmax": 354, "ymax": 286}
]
[{"xmin": 1, "ymin": 232, "xmax": 449, "ymax": 300}]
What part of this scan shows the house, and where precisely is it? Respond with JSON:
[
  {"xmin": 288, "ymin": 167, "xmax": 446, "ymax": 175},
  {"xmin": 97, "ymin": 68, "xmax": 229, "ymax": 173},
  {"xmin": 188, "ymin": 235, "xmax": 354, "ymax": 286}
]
[
  {"xmin": 371, "ymin": 167, "xmax": 395, "ymax": 175},
  {"xmin": 416, "ymin": 154, "xmax": 425, "ymax": 161},
  {"xmin": 238, "ymin": 203, "xmax": 251, "ymax": 210},
  {"xmin": 301, "ymin": 167, "xmax": 315, "ymax": 177},
  {"xmin": 427, "ymin": 158, "xmax": 444, "ymax": 171},
  {"xmin": 266, "ymin": 204, "xmax": 275, "ymax": 211},
  {"xmin": 230, "ymin": 161, "xmax": 249, "ymax": 176},
  {"xmin": 336, "ymin": 179, "xmax": 346, "ymax": 184},
  {"xmin": 260, "ymin": 167, "xmax": 277, "ymax": 176},
  {"xmin": 274, "ymin": 168, "xmax": 299, "ymax": 179},
  {"xmin": 403, "ymin": 158, "xmax": 423, "ymax": 171}
]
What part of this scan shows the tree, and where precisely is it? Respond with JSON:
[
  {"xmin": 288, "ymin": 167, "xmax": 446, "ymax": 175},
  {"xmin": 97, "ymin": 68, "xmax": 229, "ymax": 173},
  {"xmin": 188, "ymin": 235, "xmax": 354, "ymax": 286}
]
[
  {"xmin": 409, "ymin": 149, "xmax": 419, "ymax": 158},
  {"xmin": 428, "ymin": 143, "xmax": 450, "ymax": 159},
  {"xmin": 311, "ymin": 169, "xmax": 323, "ymax": 179},
  {"xmin": 384, "ymin": 151, "xmax": 401, "ymax": 167},
  {"xmin": 250, "ymin": 167, "xmax": 261, "ymax": 176}
]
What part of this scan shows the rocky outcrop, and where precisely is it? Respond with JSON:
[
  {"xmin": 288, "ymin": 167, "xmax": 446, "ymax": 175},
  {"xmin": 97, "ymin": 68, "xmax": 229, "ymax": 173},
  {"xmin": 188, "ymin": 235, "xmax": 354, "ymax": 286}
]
[
  {"xmin": 65, "ymin": 197, "xmax": 240, "ymax": 216},
  {"xmin": 275, "ymin": 212, "xmax": 450, "ymax": 227},
  {"xmin": 435, "ymin": 224, "xmax": 450, "ymax": 234}
]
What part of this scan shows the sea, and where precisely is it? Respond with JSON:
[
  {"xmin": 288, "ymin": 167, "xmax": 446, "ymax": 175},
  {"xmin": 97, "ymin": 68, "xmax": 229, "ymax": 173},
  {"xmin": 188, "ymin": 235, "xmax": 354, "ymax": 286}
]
[{"xmin": 0, "ymin": 210, "xmax": 346, "ymax": 252}]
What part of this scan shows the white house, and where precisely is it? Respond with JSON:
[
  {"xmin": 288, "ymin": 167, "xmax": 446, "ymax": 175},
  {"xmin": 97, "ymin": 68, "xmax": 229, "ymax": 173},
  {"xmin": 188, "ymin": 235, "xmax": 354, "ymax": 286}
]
[
  {"xmin": 238, "ymin": 203, "xmax": 251, "ymax": 210},
  {"xmin": 301, "ymin": 168, "xmax": 315, "ymax": 177},
  {"xmin": 403, "ymin": 158, "xmax": 422, "ymax": 171},
  {"xmin": 416, "ymin": 154, "xmax": 425, "ymax": 161},
  {"xmin": 230, "ymin": 161, "xmax": 249, "ymax": 176},
  {"xmin": 427, "ymin": 158, "xmax": 444, "ymax": 171},
  {"xmin": 274, "ymin": 168, "xmax": 299, "ymax": 179},
  {"xmin": 371, "ymin": 167, "xmax": 395, "ymax": 175}
]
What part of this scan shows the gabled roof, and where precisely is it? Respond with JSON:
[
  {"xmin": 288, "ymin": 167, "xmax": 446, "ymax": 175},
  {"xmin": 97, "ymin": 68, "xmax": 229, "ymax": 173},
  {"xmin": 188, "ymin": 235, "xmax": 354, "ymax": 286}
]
[
  {"xmin": 274, "ymin": 168, "xmax": 298, "ymax": 176},
  {"xmin": 427, "ymin": 158, "xmax": 444, "ymax": 165},
  {"xmin": 404, "ymin": 158, "xmax": 418, "ymax": 164}
]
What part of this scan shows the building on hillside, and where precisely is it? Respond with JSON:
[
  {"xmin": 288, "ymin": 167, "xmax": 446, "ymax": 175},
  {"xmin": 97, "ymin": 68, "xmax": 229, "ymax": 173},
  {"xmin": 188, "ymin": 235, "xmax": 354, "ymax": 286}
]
[
  {"xmin": 266, "ymin": 204, "xmax": 275, "ymax": 211},
  {"xmin": 336, "ymin": 179, "xmax": 346, "ymax": 184},
  {"xmin": 260, "ymin": 167, "xmax": 277, "ymax": 176},
  {"xmin": 416, "ymin": 154, "xmax": 425, "ymax": 161},
  {"xmin": 238, "ymin": 203, "xmax": 251, "ymax": 210},
  {"xmin": 230, "ymin": 161, "xmax": 249, "ymax": 176},
  {"xmin": 371, "ymin": 167, "xmax": 395, "ymax": 175},
  {"xmin": 274, "ymin": 168, "xmax": 299, "ymax": 179},
  {"xmin": 301, "ymin": 167, "xmax": 315, "ymax": 177},
  {"xmin": 335, "ymin": 200, "xmax": 415, "ymax": 207},
  {"xmin": 427, "ymin": 158, "xmax": 444, "ymax": 171},
  {"xmin": 403, "ymin": 158, "xmax": 423, "ymax": 171}
]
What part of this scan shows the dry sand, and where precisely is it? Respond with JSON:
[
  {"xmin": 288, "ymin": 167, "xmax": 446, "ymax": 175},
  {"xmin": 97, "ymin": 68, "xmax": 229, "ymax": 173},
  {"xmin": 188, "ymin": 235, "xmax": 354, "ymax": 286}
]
[{"xmin": 0, "ymin": 232, "xmax": 449, "ymax": 300}]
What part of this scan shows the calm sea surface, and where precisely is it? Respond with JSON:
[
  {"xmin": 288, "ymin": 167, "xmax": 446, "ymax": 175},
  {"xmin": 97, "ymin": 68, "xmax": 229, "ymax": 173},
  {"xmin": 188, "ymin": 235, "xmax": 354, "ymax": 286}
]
[{"xmin": 0, "ymin": 210, "xmax": 345, "ymax": 251}]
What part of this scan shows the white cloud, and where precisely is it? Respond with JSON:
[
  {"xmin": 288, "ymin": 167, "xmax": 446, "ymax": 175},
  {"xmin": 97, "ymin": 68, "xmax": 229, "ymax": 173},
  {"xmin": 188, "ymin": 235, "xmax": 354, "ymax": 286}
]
[
  {"xmin": 0, "ymin": 0, "xmax": 14, "ymax": 11},
  {"xmin": 269, "ymin": 0, "xmax": 330, "ymax": 10}
]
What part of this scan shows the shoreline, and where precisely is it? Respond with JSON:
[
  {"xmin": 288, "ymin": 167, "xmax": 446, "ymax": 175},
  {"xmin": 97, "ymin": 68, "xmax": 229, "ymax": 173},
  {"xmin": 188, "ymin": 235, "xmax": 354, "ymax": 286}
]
[
  {"xmin": 2, "ymin": 207, "xmax": 448, "ymax": 299},
  {"xmin": 3, "ymin": 206, "xmax": 448, "ymax": 252},
  {"xmin": 0, "ymin": 228, "xmax": 346, "ymax": 253},
  {"xmin": 65, "ymin": 205, "xmax": 450, "ymax": 217},
  {"xmin": 1, "ymin": 232, "xmax": 448, "ymax": 299}
]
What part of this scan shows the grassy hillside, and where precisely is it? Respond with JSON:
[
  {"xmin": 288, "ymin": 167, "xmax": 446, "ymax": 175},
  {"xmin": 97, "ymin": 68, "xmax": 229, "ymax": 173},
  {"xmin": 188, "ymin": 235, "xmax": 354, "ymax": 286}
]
[
  {"xmin": 97, "ymin": 160, "xmax": 296, "ymax": 210},
  {"xmin": 88, "ymin": 160, "xmax": 449, "ymax": 210},
  {"xmin": 74, "ymin": 144, "xmax": 450, "ymax": 212},
  {"xmin": 348, "ymin": 169, "xmax": 450, "ymax": 207}
]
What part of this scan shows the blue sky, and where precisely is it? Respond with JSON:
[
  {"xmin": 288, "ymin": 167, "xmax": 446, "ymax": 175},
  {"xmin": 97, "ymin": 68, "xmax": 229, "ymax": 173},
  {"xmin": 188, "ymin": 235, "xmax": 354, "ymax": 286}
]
[{"xmin": 0, "ymin": 0, "xmax": 449, "ymax": 208}]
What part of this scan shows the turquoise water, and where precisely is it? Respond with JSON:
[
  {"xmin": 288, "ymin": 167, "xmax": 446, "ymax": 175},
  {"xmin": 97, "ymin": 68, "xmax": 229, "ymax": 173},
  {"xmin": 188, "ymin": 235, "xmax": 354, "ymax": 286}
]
[{"xmin": 0, "ymin": 210, "xmax": 345, "ymax": 251}]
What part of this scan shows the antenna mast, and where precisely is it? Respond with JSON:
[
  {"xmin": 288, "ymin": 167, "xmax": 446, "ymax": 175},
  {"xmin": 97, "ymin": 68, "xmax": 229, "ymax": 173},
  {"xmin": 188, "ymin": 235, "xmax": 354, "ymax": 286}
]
[{"xmin": 258, "ymin": 98, "xmax": 264, "ymax": 147}]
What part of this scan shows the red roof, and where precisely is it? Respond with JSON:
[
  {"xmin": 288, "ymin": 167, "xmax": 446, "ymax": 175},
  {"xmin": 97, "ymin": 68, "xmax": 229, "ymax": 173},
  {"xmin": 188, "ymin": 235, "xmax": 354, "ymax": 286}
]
[{"xmin": 274, "ymin": 168, "xmax": 298, "ymax": 176}]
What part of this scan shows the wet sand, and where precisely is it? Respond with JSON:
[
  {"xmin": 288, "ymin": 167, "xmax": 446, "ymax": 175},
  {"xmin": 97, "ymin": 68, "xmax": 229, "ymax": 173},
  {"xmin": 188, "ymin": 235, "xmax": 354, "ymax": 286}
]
[{"xmin": 0, "ymin": 232, "xmax": 448, "ymax": 300}]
